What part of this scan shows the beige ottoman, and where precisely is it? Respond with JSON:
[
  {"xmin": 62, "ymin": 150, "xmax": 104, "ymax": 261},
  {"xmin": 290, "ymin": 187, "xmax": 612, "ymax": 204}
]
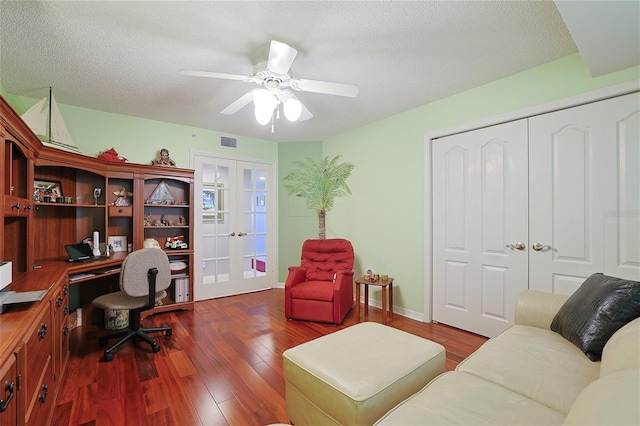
[{"xmin": 283, "ymin": 322, "xmax": 446, "ymax": 426}]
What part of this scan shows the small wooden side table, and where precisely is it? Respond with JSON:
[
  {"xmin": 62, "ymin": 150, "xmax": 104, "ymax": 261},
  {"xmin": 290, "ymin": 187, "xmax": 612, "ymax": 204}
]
[{"xmin": 354, "ymin": 276, "xmax": 394, "ymax": 324}]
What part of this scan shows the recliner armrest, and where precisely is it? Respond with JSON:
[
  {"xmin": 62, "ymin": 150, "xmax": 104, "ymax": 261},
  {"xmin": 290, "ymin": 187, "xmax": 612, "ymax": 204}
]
[
  {"xmin": 285, "ymin": 266, "xmax": 307, "ymax": 288},
  {"xmin": 333, "ymin": 270, "xmax": 355, "ymax": 288},
  {"xmin": 514, "ymin": 290, "xmax": 569, "ymax": 330}
]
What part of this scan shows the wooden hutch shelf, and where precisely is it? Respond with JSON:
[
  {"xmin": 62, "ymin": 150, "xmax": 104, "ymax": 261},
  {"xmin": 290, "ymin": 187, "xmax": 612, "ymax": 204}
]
[{"xmin": 0, "ymin": 95, "xmax": 194, "ymax": 425}]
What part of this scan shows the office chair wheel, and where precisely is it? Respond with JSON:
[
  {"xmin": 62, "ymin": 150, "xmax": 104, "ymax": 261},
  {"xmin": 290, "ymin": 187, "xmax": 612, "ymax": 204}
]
[
  {"xmin": 99, "ymin": 337, "xmax": 108, "ymax": 347},
  {"xmin": 152, "ymin": 342, "xmax": 161, "ymax": 353},
  {"xmin": 165, "ymin": 329, "xmax": 172, "ymax": 337},
  {"xmin": 104, "ymin": 352, "xmax": 114, "ymax": 362}
]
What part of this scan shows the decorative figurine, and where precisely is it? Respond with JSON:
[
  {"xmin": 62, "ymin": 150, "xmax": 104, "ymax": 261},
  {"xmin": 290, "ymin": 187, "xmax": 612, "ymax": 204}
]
[
  {"xmin": 113, "ymin": 186, "xmax": 133, "ymax": 206},
  {"xmin": 144, "ymin": 214, "xmax": 152, "ymax": 226},
  {"xmin": 178, "ymin": 215, "xmax": 186, "ymax": 226},
  {"xmin": 93, "ymin": 188, "xmax": 102, "ymax": 205},
  {"xmin": 165, "ymin": 236, "xmax": 188, "ymax": 250},
  {"xmin": 97, "ymin": 147, "xmax": 127, "ymax": 163},
  {"xmin": 151, "ymin": 148, "xmax": 176, "ymax": 167}
]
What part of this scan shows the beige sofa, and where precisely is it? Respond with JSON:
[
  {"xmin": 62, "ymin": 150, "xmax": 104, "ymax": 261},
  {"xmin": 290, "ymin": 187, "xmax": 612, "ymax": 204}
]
[{"xmin": 375, "ymin": 290, "xmax": 640, "ymax": 425}]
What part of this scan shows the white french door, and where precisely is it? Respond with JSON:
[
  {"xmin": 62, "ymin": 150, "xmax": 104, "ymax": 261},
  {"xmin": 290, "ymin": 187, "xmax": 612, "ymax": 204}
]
[
  {"xmin": 192, "ymin": 154, "xmax": 276, "ymax": 300},
  {"xmin": 432, "ymin": 119, "xmax": 529, "ymax": 337}
]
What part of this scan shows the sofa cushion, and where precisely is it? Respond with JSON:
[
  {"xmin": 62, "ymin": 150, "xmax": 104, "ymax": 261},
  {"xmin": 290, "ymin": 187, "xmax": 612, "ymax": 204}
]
[
  {"xmin": 375, "ymin": 371, "xmax": 565, "ymax": 425},
  {"xmin": 563, "ymin": 368, "xmax": 640, "ymax": 425},
  {"xmin": 457, "ymin": 325, "xmax": 600, "ymax": 414},
  {"xmin": 600, "ymin": 317, "xmax": 640, "ymax": 376},
  {"xmin": 550, "ymin": 273, "xmax": 640, "ymax": 361}
]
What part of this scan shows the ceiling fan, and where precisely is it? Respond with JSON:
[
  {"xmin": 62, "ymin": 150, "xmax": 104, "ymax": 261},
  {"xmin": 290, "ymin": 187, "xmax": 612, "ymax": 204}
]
[{"xmin": 180, "ymin": 40, "xmax": 359, "ymax": 125}]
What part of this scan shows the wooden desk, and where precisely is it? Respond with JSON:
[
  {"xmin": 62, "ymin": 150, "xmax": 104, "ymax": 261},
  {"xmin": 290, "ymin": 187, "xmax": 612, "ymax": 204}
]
[
  {"xmin": 354, "ymin": 276, "xmax": 394, "ymax": 324},
  {"xmin": 37, "ymin": 252, "xmax": 128, "ymax": 277},
  {"xmin": 0, "ymin": 252, "xmax": 157, "ymax": 424}
]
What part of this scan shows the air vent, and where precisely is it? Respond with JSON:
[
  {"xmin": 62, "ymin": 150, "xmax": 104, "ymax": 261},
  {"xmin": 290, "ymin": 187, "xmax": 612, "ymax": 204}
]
[{"xmin": 221, "ymin": 136, "xmax": 237, "ymax": 148}]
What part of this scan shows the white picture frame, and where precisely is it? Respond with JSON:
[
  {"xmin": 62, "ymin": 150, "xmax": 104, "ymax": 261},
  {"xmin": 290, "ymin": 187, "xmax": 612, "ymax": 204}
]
[{"xmin": 107, "ymin": 236, "xmax": 127, "ymax": 252}]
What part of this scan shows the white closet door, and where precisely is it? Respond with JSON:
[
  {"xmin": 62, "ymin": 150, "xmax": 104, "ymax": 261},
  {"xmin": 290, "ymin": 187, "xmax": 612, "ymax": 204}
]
[
  {"xmin": 603, "ymin": 95, "xmax": 640, "ymax": 281},
  {"xmin": 529, "ymin": 92, "xmax": 640, "ymax": 294},
  {"xmin": 433, "ymin": 119, "xmax": 529, "ymax": 337}
]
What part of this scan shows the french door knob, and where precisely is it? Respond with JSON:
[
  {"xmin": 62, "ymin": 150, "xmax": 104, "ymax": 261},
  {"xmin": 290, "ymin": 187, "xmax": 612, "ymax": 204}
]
[
  {"xmin": 532, "ymin": 243, "xmax": 550, "ymax": 251},
  {"xmin": 238, "ymin": 232, "xmax": 248, "ymax": 237},
  {"xmin": 228, "ymin": 232, "xmax": 236, "ymax": 237},
  {"xmin": 506, "ymin": 242, "xmax": 525, "ymax": 250}
]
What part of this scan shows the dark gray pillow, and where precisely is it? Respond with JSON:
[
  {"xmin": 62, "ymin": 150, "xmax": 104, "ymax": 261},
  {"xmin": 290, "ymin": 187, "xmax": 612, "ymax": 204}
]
[{"xmin": 550, "ymin": 273, "xmax": 640, "ymax": 361}]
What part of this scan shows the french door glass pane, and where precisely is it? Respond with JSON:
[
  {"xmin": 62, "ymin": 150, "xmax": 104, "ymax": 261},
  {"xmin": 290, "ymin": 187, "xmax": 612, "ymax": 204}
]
[
  {"xmin": 242, "ymin": 167, "xmax": 267, "ymax": 278},
  {"xmin": 202, "ymin": 164, "xmax": 230, "ymax": 284}
]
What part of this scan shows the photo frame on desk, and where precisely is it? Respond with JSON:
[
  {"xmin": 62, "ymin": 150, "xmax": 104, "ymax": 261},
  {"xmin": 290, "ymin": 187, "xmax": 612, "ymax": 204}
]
[
  {"xmin": 107, "ymin": 235, "xmax": 127, "ymax": 252},
  {"xmin": 203, "ymin": 182, "xmax": 224, "ymax": 222},
  {"xmin": 34, "ymin": 179, "xmax": 63, "ymax": 201}
]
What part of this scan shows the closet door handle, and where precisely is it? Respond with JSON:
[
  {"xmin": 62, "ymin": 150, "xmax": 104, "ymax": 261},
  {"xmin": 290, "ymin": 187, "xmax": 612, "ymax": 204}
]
[
  {"xmin": 238, "ymin": 232, "xmax": 247, "ymax": 237},
  {"xmin": 532, "ymin": 243, "xmax": 550, "ymax": 252},
  {"xmin": 228, "ymin": 232, "xmax": 236, "ymax": 237},
  {"xmin": 506, "ymin": 242, "xmax": 525, "ymax": 250}
]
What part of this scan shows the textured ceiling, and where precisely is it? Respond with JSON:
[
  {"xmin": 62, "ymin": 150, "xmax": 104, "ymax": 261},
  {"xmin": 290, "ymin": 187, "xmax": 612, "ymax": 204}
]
[{"xmin": 0, "ymin": 1, "xmax": 604, "ymax": 142}]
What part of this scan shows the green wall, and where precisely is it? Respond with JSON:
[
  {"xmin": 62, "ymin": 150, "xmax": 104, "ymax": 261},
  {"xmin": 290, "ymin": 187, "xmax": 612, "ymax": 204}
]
[
  {"xmin": 277, "ymin": 141, "xmax": 323, "ymax": 279},
  {"xmin": 319, "ymin": 53, "xmax": 639, "ymax": 317},
  {"xmin": 5, "ymin": 53, "xmax": 639, "ymax": 319},
  {"xmin": 5, "ymin": 94, "xmax": 278, "ymax": 166}
]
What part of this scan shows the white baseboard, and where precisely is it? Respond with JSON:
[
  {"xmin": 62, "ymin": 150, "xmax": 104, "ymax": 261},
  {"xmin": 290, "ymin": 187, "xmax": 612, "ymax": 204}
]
[{"xmin": 358, "ymin": 296, "xmax": 425, "ymax": 322}]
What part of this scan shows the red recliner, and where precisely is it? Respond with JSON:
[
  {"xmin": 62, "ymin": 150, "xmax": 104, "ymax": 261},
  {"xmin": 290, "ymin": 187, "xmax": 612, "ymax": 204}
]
[{"xmin": 285, "ymin": 238, "xmax": 355, "ymax": 325}]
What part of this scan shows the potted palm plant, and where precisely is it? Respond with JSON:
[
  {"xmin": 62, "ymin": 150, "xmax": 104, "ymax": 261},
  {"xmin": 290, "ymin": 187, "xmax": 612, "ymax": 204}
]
[{"xmin": 282, "ymin": 155, "xmax": 355, "ymax": 239}]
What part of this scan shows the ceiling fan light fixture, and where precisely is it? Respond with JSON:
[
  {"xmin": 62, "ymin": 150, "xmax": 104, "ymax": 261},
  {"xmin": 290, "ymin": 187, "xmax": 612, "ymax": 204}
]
[
  {"xmin": 254, "ymin": 106, "xmax": 272, "ymax": 125},
  {"xmin": 253, "ymin": 88, "xmax": 277, "ymax": 112},
  {"xmin": 182, "ymin": 40, "xmax": 357, "ymax": 131},
  {"xmin": 283, "ymin": 96, "xmax": 302, "ymax": 122}
]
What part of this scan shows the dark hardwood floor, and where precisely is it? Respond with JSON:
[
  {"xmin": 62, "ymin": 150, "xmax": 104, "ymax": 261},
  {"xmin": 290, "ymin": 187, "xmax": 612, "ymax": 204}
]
[{"xmin": 52, "ymin": 288, "xmax": 487, "ymax": 426}]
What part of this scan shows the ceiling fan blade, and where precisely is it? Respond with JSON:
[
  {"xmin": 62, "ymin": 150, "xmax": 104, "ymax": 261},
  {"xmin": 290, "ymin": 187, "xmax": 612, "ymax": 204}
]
[
  {"xmin": 180, "ymin": 69, "xmax": 250, "ymax": 81},
  {"xmin": 292, "ymin": 78, "xmax": 359, "ymax": 98},
  {"xmin": 221, "ymin": 90, "xmax": 255, "ymax": 115},
  {"xmin": 298, "ymin": 102, "xmax": 313, "ymax": 121},
  {"xmin": 267, "ymin": 40, "xmax": 298, "ymax": 75}
]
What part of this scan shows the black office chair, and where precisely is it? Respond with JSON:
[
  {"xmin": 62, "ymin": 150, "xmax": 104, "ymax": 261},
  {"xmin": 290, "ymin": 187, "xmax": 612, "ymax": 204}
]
[{"xmin": 92, "ymin": 248, "xmax": 173, "ymax": 361}]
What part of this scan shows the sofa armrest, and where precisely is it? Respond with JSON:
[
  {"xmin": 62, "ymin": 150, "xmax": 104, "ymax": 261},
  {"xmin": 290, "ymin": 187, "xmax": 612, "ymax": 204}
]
[{"xmin": 514, "ymin": 290, "xmax": 569, "ymax": 330}]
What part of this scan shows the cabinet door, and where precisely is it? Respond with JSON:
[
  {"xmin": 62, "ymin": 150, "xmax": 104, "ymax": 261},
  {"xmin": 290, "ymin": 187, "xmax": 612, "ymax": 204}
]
[
  {"xmin": 433, "ymin": 119, "xmax": 529, "ymax": 337},
  {"xmin": 529, "ymin": 92, "xmax": 640, "ymax": 294},
  {"xmin": 0, "ymin": 354, "xmax": 17, "ymax": 426}
]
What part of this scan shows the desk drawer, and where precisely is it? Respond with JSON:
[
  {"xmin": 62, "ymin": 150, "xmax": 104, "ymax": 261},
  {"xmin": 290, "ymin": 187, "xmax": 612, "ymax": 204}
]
[
  {"xmin": 108, "ymin": 205, "xmax": 132, "ymax": 217},
  {"xmin": 25, "ymin": 303, "xmax": 52, "ymax": 404},
  {"xmin": 24, "ymin": 356, "xmax": 53, "ymax": 426}
]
